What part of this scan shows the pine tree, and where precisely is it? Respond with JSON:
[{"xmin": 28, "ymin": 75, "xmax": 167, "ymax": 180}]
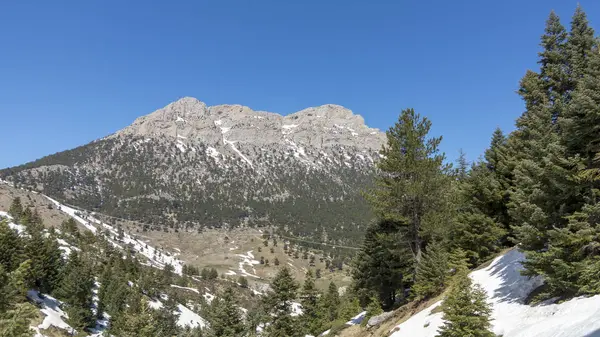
[
  {"xmin": 154, "ymin": 297, "xmax": 180, "ymax": 337},
  {"xmin": 412, "ymin": 241, "xmax": 449, "ymax": 300},
  {"xmin": 538, "ymin": 10, "xmax": 569, "ymax": 114},
  {"xmin": 437, "ymin": 272, "xmax": 494, "ymax": 337},
  {"xmin": 8, "ymin": 198, "xmax": 23, "ymax": 219},
  {"xmin": 110, "ymin": 294, "xmax": 158, "ymax": 337},
  {"xmin": 299, "ymin": 270, "xmax": 322, "ymax": 335},
  {"xmin": 322, "ymin": 282, "xmax": 340, "ymax": 322},
  {"xmin": 482, "ymin": 128, "xmax": 513, "ymax": 235},
  {"xmin": 337, "ymin": 296, "xmax": 362, "ymax": 322},
  {"xmin": 365, "ymin": 108, "xmax": 450, "ymax": 276},
  {"xmin": 455, "ymin": 149, "xmax": 469, "ymax": 181},
  {"xmin": 562, "ymin": 44, "xmax": 600, "ymax": 167},
  {"xmin": 352, "ymin": 219, "xmax": 411, "ymax": 309},
  {"xmin": 0, "ymin": 220, "xmax": 24, "ymax": 273},
  {"xmin": 209, "ymin": 287, "xmax": 245, "ymax": 337},
  {"xmin": 566, "ymin": 5, "xmax": 596, "ymax": 91},
  {"xmin": 508, "ymin": 69, "xmax": 576, "ymax": 269},
  {"xmin": 264, "ymin": 267, "xmax": 301, "ymax": 337},
  {"xmin": 0, "ymin": 302, "xmax": 38, "ymax": 337},
  {"xmin": 25, "ymin": 229, "xmax": 63, "ymax": 294},
  {"xmin": 452, "ymin": 159, "xmax": 507, "ymax": 265},
  {"xmin": 364, "ymin": 296, "xmax": 383, "ymax": 324},
  {"xmin": 56, "ymin": 252, "xmax": 95, "ymax": 331}
]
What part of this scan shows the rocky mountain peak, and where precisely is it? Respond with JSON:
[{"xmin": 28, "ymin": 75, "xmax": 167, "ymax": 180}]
[{"xmin": 116, "ymin": 98, "xmax": 385, "ymax": 152}]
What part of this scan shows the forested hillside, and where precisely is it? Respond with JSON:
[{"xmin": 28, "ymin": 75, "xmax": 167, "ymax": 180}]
[{"xmin": 348, "ymin": 5, "xmax": 600, "ymax": 336}]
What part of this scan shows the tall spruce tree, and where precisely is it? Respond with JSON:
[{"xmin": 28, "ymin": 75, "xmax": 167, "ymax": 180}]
[
  {"xmin": 412, "ymin": 241, "xmax": 450, "ymax": 300},
  {"xmin": 538, "ymin": 10, "xmax": 569, "ymax": 118},
  {"xmin": 451, "ymin": 153, "xmax": 507, "ymax": 265},
  {"xmin": 322, "ymin": 282, "xmax": 340, "ymax": 322},
  {"xmin": 352, "ymin": 219, "xmax": 411, "ymax": 309},
  {"xmin": 56, "ymin": 252, "xmax": 95, "ymax": 331},
  {"xmin": 209, "ymin": 287, "xmax": 245, "ymax": 337},
  {"xmin": 8, "ymin": 197, "xmax": 23, "ymax": 219},
  {"xmin": 109, "ymin": 293, "xmax": 158, "ymax": 337},
  {"xmin": 566, "ymin": 5, "xmax": 596, "ymax": 91},
  {"xmin": 264, "ymin": 267, "xmax": 301, "ymax": 337},
  {"xmin": 299, "ymin": 270, "xmax": 323, "ymax": 335},
  {"xmin": 562, "ymin": 43, "xmax": 600, "ymax": 169},
  {"xmin": 509, "ymin": 70, "xmax": 574, "ymax": 252},
  {"xmin": 0, "ymin": 220, "xmax": 23, "ymax": 273}
]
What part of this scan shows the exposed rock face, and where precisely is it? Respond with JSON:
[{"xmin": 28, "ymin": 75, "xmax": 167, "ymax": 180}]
[
  {"xmin": 117, "ymin": 97, "xmax": 384, "ymax": 160},
  {"xmin": 1, "ymin": 97, "xmax": 386, "ymax": 245}
]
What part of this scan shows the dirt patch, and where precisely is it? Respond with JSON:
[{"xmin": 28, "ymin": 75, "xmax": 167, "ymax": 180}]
[{"xmin": 0, "ymin": 184, "xmax": 71, "ymax": 228}]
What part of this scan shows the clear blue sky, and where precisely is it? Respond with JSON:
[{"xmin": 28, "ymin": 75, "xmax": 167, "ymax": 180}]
[{"xmin": 0, "ymin": 1, "xmax": 598, "ymax": 169}]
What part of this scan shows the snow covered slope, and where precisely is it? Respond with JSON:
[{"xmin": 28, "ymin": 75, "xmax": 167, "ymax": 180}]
[{"xmin": 391, "ymin": 249, "xmax": 600, "ymax": 337}]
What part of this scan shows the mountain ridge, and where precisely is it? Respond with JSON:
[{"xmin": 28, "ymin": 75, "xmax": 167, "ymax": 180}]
[{"xmin": 0, "ymin": 97, "xmax": 385, "ymax": 246}]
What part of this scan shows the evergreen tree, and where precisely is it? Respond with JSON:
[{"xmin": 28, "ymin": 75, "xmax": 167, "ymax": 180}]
[
  {"xmin": 352, "ymin": 219, "xmax": 411, "ymax": 309},
  {"xmin": 56, "ymin": 252, "xmax": 95, "ymax": 331},
  {"xmin": 154, "ymin": 297, "xmax": 180, "ymax": 337},
  {"xmin": 209, "ymin": 287, "xmax": 245, "ymax": 337},
  {"xmin": 412, "ymin": 241, "xmax": 449, "ymax": 300},
  {"xmin": 451, "ymin": 158, "xmax": 507, "ymax": 266},
  {"xmin": 0, "ymin": 221, "xmax": 23, "ymax": 273},
  {"xmin": 538, "ymin": 10, "xmax": 569, "ymax": 114},
  {"xmin": 0, "ymin": 302, "xmax": 38, "ymax": 337},
  {"xmin": 322, "ymin": 282, "xmax": 340, "ymax": 322},
  {"xmin": 363, "ymin": 296, "xmax": 383, "ymax": 324},
  {"xmin": 562, "ymin": 43, "xmax": 600, "ymax": 168},
  {"xmin": 508, "ymin": 69, "xmax": 577, "ymax": 280},
  {"xmin": 566, "ymin": 5, "xmax": 596, "ymax": 90},
  {"xmin": 437, "ymin": 272, "xmax": 494, "ymax": 337},
  {"xmin": 264, "ymin": 267, "xmax": 301, "ymax": 337},
  {"xmin": 455, "ymin": 149, "xmax": 469, "ymax": 181},
  {"xmin": 365, "ymin": 108, "xmax": 450, "ymax": 276},
  {"xmin": 110, "ymin": 294, "xmax": 158, "ymax": 337},
  {"xmin": 8, "ymin": 197, "xmax": 23, "ymax": 219},
  {"xmin": 26, "ymin": 229, "xmax": 63, "ymax": 294},
  {"xmin": 337, "ymin": 296, "xmax": 362, "ymax": 322},
  {"xmin": 299, "ymin": 270, "xmax": 322, "ymax": 335}
]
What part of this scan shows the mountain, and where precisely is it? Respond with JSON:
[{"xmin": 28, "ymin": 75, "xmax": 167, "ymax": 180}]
[{"xmin": 0, "ymin": 97, "xmax": 385, "ymax": 244}]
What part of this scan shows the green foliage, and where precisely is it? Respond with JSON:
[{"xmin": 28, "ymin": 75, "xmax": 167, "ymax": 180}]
[
  {"xmin": 0, "ymin": 221, "xmax": 24, "ymax": 273},
  {"xmin": 322, "ymin": 282, "xmax": 340, "ymax": 322},
  {"xmin": 412, "ymin": 241, "xmax": 449, "ymax": 300},
  {"xmin": 363, "ymin": 296, "xmax": 383, "ymax": 326},
  {"xmin": 506, "ymin": 5, "xmax": 600, "ymax": 300},
  {"xmin": 109, "ymin": 295, "xmax": 159, "ymax": 337},
  {"xmin": 352, "ymin": 219, "xmax": 411, "ymax": 309},
  {"xmin": 365, "ymin": 108, "xmax": 451, "ymax": 269},
  {"xmin": 437, "ymin": 272, "xmax": 494, "ymax": 337},
  {"xmin": 8, "ymin": 197, "xmax": 23, "ymax": 220},
  {"xmin": 0, "ymin": 302, "xmax": 38, "ymax": 337},
  {"xmin": 264, "ymin": 267, "xmax": 302, "ymax": 337},
  {"xmin": 299, "ymin": 270, "xmax": 323, "ymax": 336},
  {"xmin": 55, "ymin": 252, "xmax": 95, "ymax": 331},
  {"xmin": 25, "ymin": 229, "xmax": 63, "ymax": 294},
  {"xmin": 209, "ymin": 287, "xmax": 245, "ymax": 337}
]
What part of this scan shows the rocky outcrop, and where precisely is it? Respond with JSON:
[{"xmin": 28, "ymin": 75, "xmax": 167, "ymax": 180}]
[{"xmin": 117, "ymin": 97, "xmax": 385, "ymax": 156}]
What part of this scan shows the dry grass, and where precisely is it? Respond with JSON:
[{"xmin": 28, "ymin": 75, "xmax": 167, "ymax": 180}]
[
  {"xmin": 135, "ymin": 227, "xmax": 351, "ymax": 291},
  {"xmin": 0, "ymin": 184, "xmax": 87, "ymax": 231},
  {"xmin": 39, "ymin": 326, "xmax": 74, "ymax": 337}
]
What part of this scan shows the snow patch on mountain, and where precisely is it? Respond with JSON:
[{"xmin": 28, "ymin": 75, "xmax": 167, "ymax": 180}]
[{"xmin": 236, "ymin": 251, "xmax": 260, "ymax": 278}]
